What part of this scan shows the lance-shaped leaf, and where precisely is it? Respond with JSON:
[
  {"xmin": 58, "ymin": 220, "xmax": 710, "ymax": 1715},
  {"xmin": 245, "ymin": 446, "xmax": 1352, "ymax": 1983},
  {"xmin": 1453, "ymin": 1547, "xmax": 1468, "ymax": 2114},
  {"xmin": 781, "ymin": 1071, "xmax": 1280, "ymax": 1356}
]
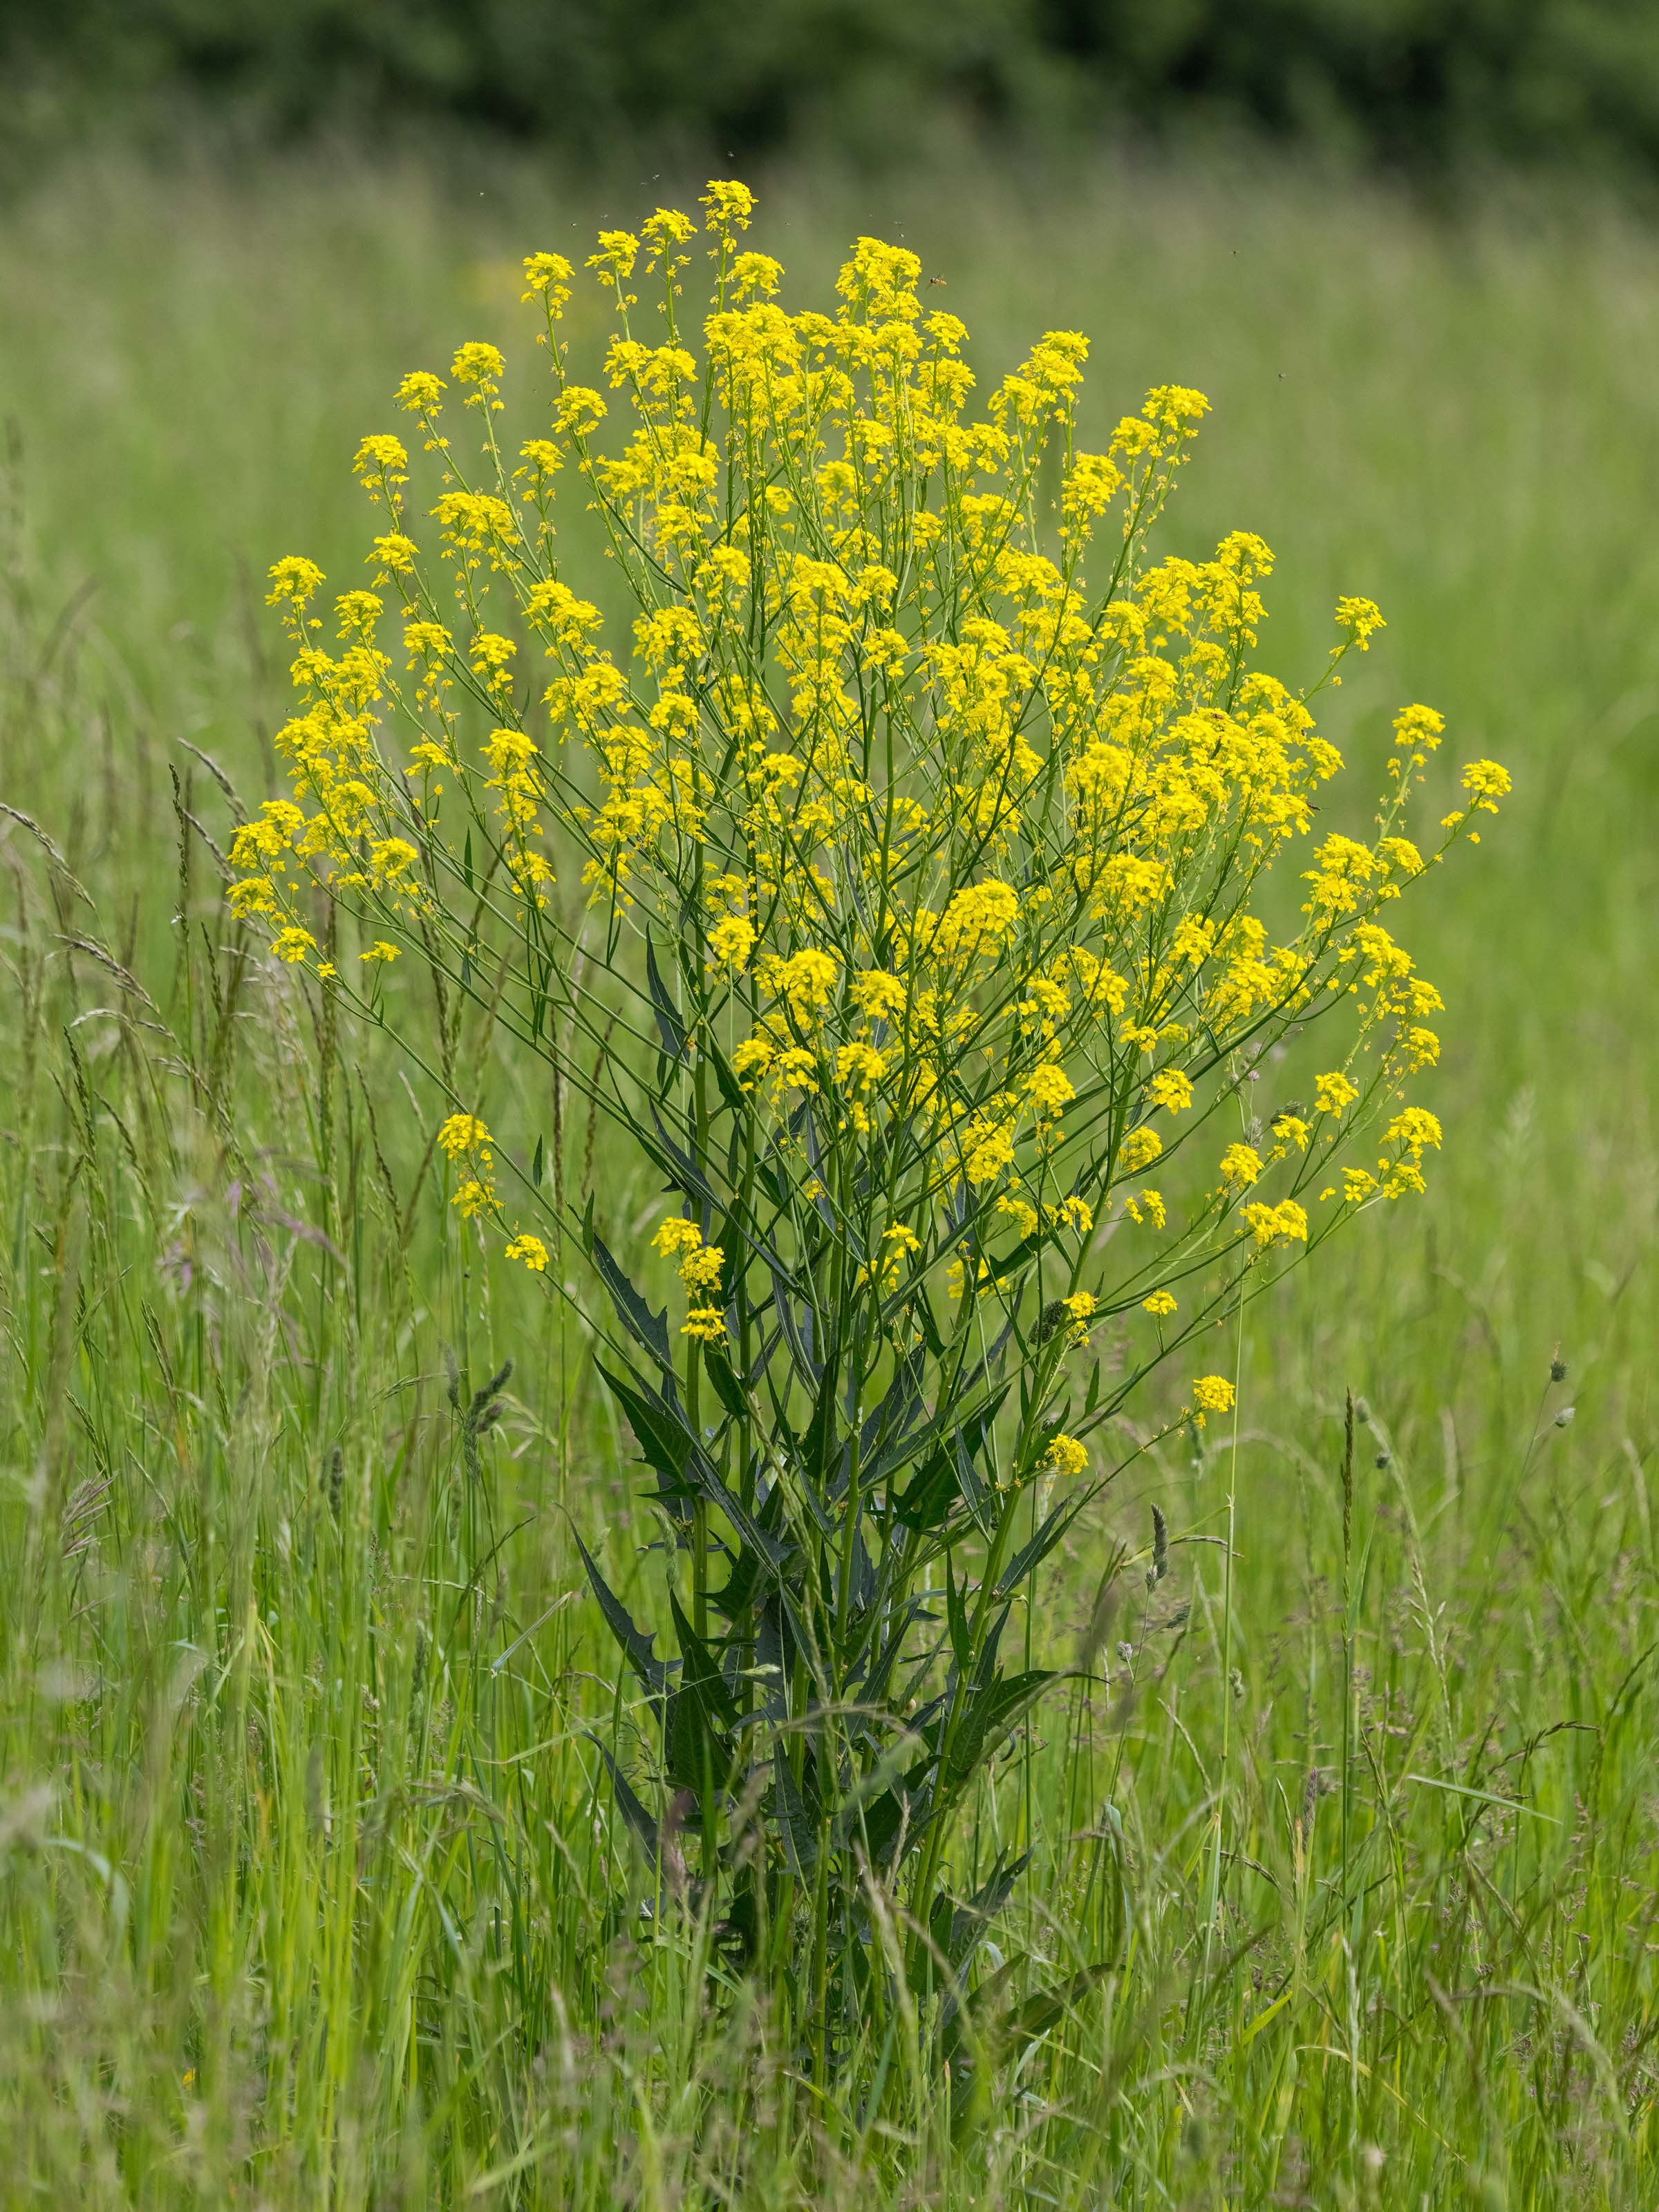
[
  {"xmin": 954, "ymin": 1426, "xmax": 997, "ymax": 1537},
  {"xmin": 701, "ymin": 1338, "xmax": 749, "ymax": 1422},
  {"xmin": 589, "ymin": 1736, "xmax": 659, "ymax": 1871},
  {"xmin": 939, "ymin": 1667, "xmax": 1057, "ymax": 1796},
  {"xmin": 646, "ymin": 1105, "xmax": 723, "ymax": 1216},
  {"xmin": 575, "ymin": 1534, "xmax": 675, "ymax": 1697},
  {"xmin": 767, "ymin": 1259, "xmax": 821, "ymax": 1386},
  {"xmin": 771, "ymin": 1741, "xmax": 818, "ymax": 1879},
  {"xmin": 644, "ymin": 932, "xmax": 687, "ymax": 1062},
  {"xmin": 753, "ymin": 1593, "xmax": 791, "ymax": 1723},
  {"xmin": 599, "ymin": 1359, "xmax": 790, "ymax": 1571},
  {"xmin": 666, "ymin": 1591, "xmax": 738, "ymax": 1799},
  {"xmin": 830, "ymin": 1727, "xmax": 930, "ymax": 1851},
  {"xmin": 861, "ymin": 1347, "xmax": 926, "ymax": 1465},
  {"xmin": 873, "ymin": 1385, "xmax": 1006, "ymax": 1497},
  {"xmin": 944, "ymin": 1557, "xmax": 972, "ymax": 1674},
  {"xmin": 594, "ymin": 1358, "xmax": 697, "ymax": 1525},
  {"xmin": 994, "ymin": 1486, "xmax": 1094, "ymax": 1599},
  {"xmin": 948, "ymin": 1847, "xmax": 1033, "ymax": 1969},
  {"xmin": 892, "ymin": 1441, "xmax": 958, "ymax": 1533},
  {"xmin": 591, "ymin": 1235, "xmax": 674, "ymax": 1376},
  {"xmin": 799, "ymin": 1340, "xmax": 843, "ymax": 1492}
]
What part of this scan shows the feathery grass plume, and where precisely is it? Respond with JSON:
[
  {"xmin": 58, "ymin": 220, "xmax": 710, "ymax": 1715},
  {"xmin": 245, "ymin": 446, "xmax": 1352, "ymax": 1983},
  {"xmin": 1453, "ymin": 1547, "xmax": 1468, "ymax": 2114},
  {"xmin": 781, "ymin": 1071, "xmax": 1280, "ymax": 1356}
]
[{"xmin": 232, "ymin": 179, "xmax": 1504, "ymax": 2077}]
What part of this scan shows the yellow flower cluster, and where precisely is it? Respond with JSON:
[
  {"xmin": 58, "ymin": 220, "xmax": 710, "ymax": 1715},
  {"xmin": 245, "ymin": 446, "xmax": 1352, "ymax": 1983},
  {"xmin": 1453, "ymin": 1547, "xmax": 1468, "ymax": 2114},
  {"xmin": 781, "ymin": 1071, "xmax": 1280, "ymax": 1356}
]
[
  {"xmin": 232, "ymin": 179, "xmax": 1502, "ymax": 1443},
  {"xmin": 653, "ymin": 1215, "xmax": 727, "ymax": 1342},
  {"xmin": 1190, "ymin": 1375, "xmax": 1236, "ymax": 1423}
]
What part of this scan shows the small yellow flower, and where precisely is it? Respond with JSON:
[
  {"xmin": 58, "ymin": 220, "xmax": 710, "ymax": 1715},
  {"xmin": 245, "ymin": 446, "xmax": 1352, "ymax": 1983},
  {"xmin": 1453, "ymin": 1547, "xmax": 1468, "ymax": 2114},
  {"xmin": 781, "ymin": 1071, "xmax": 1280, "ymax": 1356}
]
[
  {"xmin": 1142, "ymin": 1291, "xmax": 1177, "ymax": 1316},
  {"xmin": 1459, "ymin": 758, "xmax": 1510, "ymax": 812},
  {"xmin": 1333, "ymin": 596, "xmax": 1385, "ymax": 651},
  {"xmin": 731, "ymin": 1037, "xmax": 774, "ymax": 1088},
  {"xmin": 522, "ymin": 251, "xmax": 573, "ymax": 307},
  {"xmin": 1385, "ymin": 1107, "xmax": 1442, "ymax": 1157},
  {"xmin": 708, "ymin": 914, "xmax": 756, "ymax": 968},
  {"xmin": 505, "ymin": 1233, "xmax": 550, "ymax": 1271},
  {"xmin": 1241, "ymin": 1200, "xmax": 1309, "ymax": 1249},
  {"xmin": 1120, "ymin": 1127, "xmax": 1163, "ymax": 1172},
  {"xmin": 438, "ymin": 1113, "xmax": 493, "ymax": 1161},
  {"xmin": 1027, "ymin": 1062, "xmax": 1076, "ymax": 1118},
  {"xmin": 679, "ymin": 1244, "xmax": 724, "ymax": 1295},
  {"xmin": 370, "ymin": 533, "xmax": 418, "ymax": 574},
  {"xmin": 1191, "ymin": 1375, "xmax": 1235, "ymax": 1423},
  {"xmin": 1147, "ymin": 1069, "xmax": 1193, "ymax": 1114},
  {"xmin": 360, "ymin": 940, "xmax": 400, "ymax": 963},
  {"xmin": 272, "ymin": 926, "xmax": 317, "ymax": 964},
  {"xmin": 1219, "ymin": 1143, "xmax": 1263, "ymax": 1190},
  {"xmin": 395, "ymin": 370, "xmax": 445, "ymax": 413},
  {"xmin": 451, "ymin": 340, "xmax": 505, "ymax": 386},
  {"xmin": 266, "ymin": 556, "xmax": 324, "ymax": 607},
  {"xmin": 353, "ymin": 434, "xmax": 408, "ymax": 489},
  {"xmin": 1059, "ymin": 1290, "xmax": 1096, "ymax": 1346},
  {"xmin": 652, "ymin": 1216, "xmax": 704, "ymax": 1259},
  {"xmin": 1040, "ymin": 1432, "xmax": 1089, "ymax": 1479}
]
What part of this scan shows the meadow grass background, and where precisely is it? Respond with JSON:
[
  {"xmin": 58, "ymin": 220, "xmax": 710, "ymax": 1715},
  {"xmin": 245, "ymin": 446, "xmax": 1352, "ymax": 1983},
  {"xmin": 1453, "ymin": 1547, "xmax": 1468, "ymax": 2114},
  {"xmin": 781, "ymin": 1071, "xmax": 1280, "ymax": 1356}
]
[{"xmin": 4, "ymin": 144, "xmax": 1659, "ymax": 2206}]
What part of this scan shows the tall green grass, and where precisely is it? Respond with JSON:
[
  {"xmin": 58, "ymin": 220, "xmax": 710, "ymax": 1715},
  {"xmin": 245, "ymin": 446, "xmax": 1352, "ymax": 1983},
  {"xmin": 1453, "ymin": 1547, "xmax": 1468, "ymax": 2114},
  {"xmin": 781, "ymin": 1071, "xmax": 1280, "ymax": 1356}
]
[{"xmin": 3, "ymin": 146, "xmax": 1659, "ymax": 2206}]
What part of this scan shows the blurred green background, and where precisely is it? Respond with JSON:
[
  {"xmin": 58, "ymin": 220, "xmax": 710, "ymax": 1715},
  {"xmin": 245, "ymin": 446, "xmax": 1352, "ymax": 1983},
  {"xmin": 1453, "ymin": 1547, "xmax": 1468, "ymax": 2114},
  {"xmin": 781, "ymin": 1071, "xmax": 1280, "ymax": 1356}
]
[{"xmin": 13, "ymin": 0, "xmax": 1659, "ymax": 184}]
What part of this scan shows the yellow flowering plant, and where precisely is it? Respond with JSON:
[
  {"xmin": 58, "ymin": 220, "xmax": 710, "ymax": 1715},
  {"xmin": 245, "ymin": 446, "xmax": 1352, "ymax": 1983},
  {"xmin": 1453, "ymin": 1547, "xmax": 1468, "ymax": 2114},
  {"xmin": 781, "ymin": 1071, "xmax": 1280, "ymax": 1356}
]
[{"xmin": 236, "ymin": 181, "xmax": 1503, "ymax": 2073}]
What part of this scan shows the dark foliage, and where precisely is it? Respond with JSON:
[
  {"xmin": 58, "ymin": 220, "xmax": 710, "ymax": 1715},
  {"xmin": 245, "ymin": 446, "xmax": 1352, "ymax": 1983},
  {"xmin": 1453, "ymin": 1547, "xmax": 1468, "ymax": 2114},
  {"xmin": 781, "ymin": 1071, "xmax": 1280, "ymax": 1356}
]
[{"xmin": 12, "ymin": 0, "xmax": 1659, "ymax": 179}]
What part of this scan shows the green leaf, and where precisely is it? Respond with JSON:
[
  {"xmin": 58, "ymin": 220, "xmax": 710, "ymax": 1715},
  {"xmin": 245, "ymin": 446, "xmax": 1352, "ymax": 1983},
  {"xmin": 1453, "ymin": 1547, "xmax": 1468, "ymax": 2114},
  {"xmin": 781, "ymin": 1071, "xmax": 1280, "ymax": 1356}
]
[
  {"xmin": 949, "ymin": 1848, "xmax": 1032, "ymax": 1969},
  {"xmin": 588, "ymin": 1737, "xmax": 659, "ymax": 1871},
  {"xmin": 702, "ymin": 1339, "xmax": 749, "ymax": 1421},
  {"xmin": 574, "ymin": 1535, "xmax": 674, "ymax": 1697},
  {"xmin": 945, "ymin": 1557, "xmax": 971, "ymax": 1674},
  {"xmin": 665, "ymin": 1595, "xmax": 737, "ymax": 1797},
  {"xmin": 644, "ymin": 932, "xmax": 687, "ymax": 1060},
  {"xmin": 892, "ymin": 1443, "xmax": 957, "ymax": 1533},
  {"xmin": 669, "ymin": 1591, "xmax": 739, "ymax": 1727},
  {"xmin": 941, "ymin": 1667, "xmax": 1056, "ymax": 1795},
  {"xmin": 995, "ymin": 1490, "xmax": 1091, "ymax": 1598},
  {"xmin": 594, "ymin": 1358, "xmax": 697, "ymax": 1525},
  {"xmin": 591, "ymin": 1237, "xmax": 673, "ymax": 1374},
  {"xmin": 598, "ymin": 1359, "xmax": 790, "ymax": 1571},
  {"xmin": 772, "ymin": 1744, "xmax": 818, "ymax": 1879}
]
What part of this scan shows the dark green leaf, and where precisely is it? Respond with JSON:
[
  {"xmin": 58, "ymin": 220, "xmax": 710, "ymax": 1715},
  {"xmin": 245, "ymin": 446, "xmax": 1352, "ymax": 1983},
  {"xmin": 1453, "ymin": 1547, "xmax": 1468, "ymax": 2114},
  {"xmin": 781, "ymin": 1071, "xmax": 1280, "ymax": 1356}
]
[
  {"xmin": 949, "ymin": 1848, "xmax": 1032, "ymax": 1968},
  {"xmin": 772, "ymin": 1743, "xmax": 818, "ymax": 1879},
  {"xmin": 945, "ymin": 1557, "xmax": 971, "ymax": 1674},
  {"xmin": 995, "ymin": 1490, "xmax": 1091, "ymax": 1598},
  {"xmin": 574, "ymin": 1535, "xmax": 674, "ymax": 1696},
  {"xmin": 892, "ymin": 1443, "xmax": 958, "ymax": 1533},
  {"xmin": 941, "ymin": 1668, "xmax": 1056, "ymax": 1794},
  {"xmin": 644, "ymin": 932, "xmax": 687, "ymax": 1060},
  {"xmin": 591, "ymin": 1236, "xmax": 673, "ymax": 1373},
  {"xmin": 589, "ymin": 1736, "xmax": 659, "ymax": 1869},
  {"xmin": 702, "ymin": 1339, "xmax": 749, "ymax": 1421},
  {"xmin": 670, "ymin": 1592, "xmax": 739, "ymax": 1727}
]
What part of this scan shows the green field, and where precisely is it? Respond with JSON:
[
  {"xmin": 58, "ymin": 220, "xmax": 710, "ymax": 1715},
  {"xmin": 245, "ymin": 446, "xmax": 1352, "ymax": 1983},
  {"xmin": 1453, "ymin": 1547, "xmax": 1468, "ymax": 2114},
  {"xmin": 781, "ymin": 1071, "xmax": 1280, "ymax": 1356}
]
[{"xmin": 4, "ymin": 145, "xmax": 1659, "ymax": 2206}]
